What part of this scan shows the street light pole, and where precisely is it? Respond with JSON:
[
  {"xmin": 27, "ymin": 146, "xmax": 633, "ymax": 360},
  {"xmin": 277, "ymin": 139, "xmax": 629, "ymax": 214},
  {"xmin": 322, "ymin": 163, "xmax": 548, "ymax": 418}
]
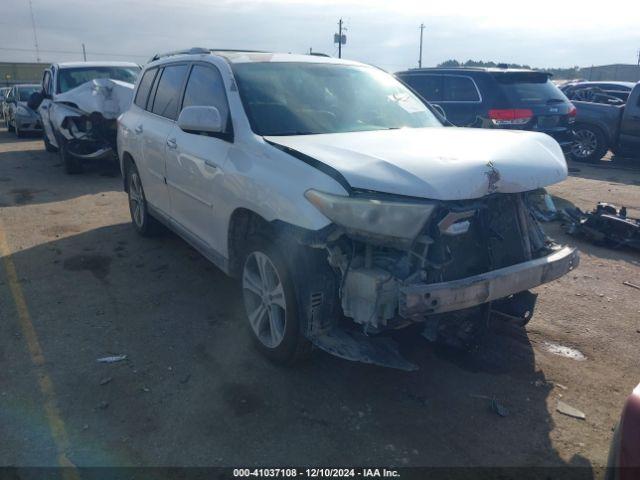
[{"xmin": 418, "ymin": 23, "xmax": 425, "ymax": 68}]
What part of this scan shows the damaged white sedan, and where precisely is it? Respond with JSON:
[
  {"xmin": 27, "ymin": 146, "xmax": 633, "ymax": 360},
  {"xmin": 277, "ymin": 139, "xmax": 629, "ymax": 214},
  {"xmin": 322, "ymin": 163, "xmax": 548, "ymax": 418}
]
[
  {"xmin": 30, "ymin": 61, "xmax": 140, "ymax": 173},
  {"xmin": 118, "ymin": 49, "xmax": 579, "ymax": 370}
]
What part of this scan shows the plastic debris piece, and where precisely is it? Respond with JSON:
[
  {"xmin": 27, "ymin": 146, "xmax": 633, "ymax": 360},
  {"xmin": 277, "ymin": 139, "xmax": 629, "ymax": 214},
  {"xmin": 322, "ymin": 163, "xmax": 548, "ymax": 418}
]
[
  {"xmin": 491, "ymin": 398, "xmax": 509, "ymax": 417},
  {"xmin": 623, "ymin": 281, "xmax": 640, "ymax": 291},
  {"xmin": 557, "ymin": 400, "xmax": 586, "ymax": 420},
  {"xmin": 97, "ymin": 355, "xmax": 127, "ymax": 363},
  {"xmin": 99, "ymin": 377, "xmax": 112, "ymax": 385}
]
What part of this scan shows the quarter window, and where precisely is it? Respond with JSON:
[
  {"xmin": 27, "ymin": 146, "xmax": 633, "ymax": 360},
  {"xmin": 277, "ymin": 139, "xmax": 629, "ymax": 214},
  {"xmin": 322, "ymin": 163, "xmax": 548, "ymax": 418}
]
[
  {"xmin": 150, "ymin": 64, "xmax": 189, "ymax": 120},
  {"xmin": 401, "ymin": 75, "xmax": 442, "ymax": 102},
  {"xmin": 134, "ymin": 68, "xmax": 157, "ymax": 109},
  {"xmin": 443, "ymin": 76, "xmax": 480, "ymax": 102},
  {"xmin": 182, "ymin": 65, "xmax": 231, "ymax": 132}
]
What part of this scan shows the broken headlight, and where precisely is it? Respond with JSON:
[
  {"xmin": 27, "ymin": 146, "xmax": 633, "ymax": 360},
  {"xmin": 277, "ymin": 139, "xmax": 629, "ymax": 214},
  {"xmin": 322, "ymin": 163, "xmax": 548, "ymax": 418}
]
[{"xmin": 305, "ymin": 189, "xmax": 437, "ymax": 247}]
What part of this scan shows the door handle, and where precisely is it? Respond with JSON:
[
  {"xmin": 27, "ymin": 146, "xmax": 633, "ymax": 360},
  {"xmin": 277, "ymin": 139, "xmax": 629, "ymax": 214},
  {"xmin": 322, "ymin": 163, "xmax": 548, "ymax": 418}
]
[
  {"xmin": 204, "ymin": 159, "xmax": 218, "ymax": 169},
  {"xmin": 166, "ymin": 138, "xmax": 177, "ymax": 149},
  {"xmin": 134, "ymin": 125, "xmax": 144, "ymax": 134}
]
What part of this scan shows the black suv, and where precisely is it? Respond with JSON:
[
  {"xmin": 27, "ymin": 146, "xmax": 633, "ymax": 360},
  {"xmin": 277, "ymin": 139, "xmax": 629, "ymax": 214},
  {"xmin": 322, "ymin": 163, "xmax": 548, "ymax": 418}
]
[{"xmin": 396, "ymin": 67, "xmax": 575, "ymax": 152}]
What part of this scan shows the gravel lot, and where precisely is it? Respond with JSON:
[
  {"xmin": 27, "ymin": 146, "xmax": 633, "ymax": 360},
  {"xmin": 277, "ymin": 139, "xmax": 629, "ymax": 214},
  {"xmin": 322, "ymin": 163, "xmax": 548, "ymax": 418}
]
[{"xmin": 0, "ymin": 128, "xmax": 639, "ymax": 472}]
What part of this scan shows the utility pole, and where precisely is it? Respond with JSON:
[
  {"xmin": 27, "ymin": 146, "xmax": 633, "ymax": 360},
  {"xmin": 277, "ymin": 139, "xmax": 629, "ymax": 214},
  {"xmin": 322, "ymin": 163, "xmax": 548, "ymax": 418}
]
[
  {"xmin": 418, "ymin": 23, "xmax": 425, "ymax": 68},
  {"xmin": 27, "ymin": 0, "xmax": 40, "ymax": 62},
  {"xmin": 82, "ymin": 43, "xmax": 87, "ymax": 61},
  {"xmin": 338, "ymin": 18, "xmax": 343, "ymax": 58}
]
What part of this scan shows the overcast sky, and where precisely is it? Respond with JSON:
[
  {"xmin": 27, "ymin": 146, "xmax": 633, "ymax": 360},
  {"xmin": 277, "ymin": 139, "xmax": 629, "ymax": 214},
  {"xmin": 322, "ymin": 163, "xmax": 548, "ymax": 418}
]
[{"xmin": 1, "ymin": 0, "xmax": 638, "ymax": 71}]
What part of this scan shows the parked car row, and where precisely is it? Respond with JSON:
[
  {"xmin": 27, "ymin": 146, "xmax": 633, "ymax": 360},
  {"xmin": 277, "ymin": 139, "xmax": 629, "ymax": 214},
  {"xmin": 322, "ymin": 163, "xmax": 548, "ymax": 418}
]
[{"xmin": 1, "ymin": 84, "xmax": 43, "ymax": 137}]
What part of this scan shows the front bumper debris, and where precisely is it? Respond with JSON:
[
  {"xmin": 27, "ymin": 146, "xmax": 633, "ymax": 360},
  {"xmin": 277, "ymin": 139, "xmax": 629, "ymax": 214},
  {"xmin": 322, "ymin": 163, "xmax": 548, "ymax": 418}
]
[{"xmin": 399, "ymin": 246, "xmax": 579, "ymax": 319}]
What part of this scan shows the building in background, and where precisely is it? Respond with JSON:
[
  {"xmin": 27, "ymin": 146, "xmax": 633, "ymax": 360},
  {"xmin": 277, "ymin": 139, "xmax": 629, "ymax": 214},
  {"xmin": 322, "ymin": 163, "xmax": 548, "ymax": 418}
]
[
  {"xmin": 579, "ymin": 64, "xmax": 640, "ymax": 82},
  {"xmin": 1, "ymin": 62, "xmax": 49, "ymax": 87}
]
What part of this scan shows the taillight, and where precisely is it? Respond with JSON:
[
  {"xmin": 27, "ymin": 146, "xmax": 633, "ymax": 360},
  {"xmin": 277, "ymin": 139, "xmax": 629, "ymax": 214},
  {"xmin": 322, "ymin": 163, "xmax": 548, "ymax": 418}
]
[
  {"xmin": 568, "ymin": 104, "xmax": 577, "ymax": 123},
  {"xmin": 488, "ymin": 108, "xmax": 533, "ymax": 126}
]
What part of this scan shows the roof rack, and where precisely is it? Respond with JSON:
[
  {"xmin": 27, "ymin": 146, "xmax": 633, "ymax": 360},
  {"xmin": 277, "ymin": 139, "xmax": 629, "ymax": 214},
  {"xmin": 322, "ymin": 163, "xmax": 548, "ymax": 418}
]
[{"xmin": 148, "ymin": 47, "xmax": 268, "ymax": 63}]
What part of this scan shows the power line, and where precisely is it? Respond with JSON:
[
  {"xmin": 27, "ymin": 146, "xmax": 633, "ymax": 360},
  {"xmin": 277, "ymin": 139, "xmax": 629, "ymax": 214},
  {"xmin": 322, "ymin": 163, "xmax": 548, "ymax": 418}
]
[{"xmin": 0, "ymin": 46, "xmax": 147, "ymax": 59}]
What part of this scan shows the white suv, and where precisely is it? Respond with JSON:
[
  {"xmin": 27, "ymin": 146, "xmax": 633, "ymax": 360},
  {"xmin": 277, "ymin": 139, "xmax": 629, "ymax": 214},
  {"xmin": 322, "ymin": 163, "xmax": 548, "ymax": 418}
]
[{"xmin": 118, "ymin": 48, "xmax": 578, "ymax": 370}]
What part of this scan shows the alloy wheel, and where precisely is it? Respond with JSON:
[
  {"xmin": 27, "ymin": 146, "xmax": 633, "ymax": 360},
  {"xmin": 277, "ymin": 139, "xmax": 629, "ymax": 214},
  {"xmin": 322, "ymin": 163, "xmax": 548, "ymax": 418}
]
[
  {"xmin": 242, "ymin": 251, "xmax": 287, "ymax": 348},
  {"xmin": 571, "ymin": 128, "xmax": 597, "ymax": 159},
  {"xmin": 128, "ymin": 171, "xmax": 145, "ymax": 227}
]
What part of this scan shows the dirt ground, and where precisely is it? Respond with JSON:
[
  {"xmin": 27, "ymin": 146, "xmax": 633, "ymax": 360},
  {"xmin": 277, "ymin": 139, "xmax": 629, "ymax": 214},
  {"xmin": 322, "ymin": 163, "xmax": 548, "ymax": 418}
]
[{"xmin": 0, "ymin": 128, "xmax": 638, "ymax": 474}]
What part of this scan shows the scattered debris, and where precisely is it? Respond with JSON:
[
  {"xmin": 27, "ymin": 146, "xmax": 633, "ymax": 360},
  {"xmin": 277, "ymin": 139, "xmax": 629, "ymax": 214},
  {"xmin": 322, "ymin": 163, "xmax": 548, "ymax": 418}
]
[
  {"xmin": 99, "ymin": 377, "xmax": 113, "ymax": 386},
  {"xmin": 97, "ymin": 401, "xmax": 109, "ymax": 410},
  {"xmin": 553, "ymin": 382, "xmax": 569, "ymax": 391},
  {"xmin": 96, "ymin": 355, "xmax": 127, "ymax": 364},
  {"xmin": 180, "ymin": 374, "xmax": 191, "ymax": 384},
  {"xmin": 557, "ymin": 400, "xmax": 586, "ymax": 420},
  {"xmin": 491, "ymin": 398, "xmax": 509, "ymax": 417},
  {"xmin": 527, "ymin": 189, "xmax": 559, "ymax": 222},
  {"xmin": 542, "ymin": 341, "xmax": 586, "ymax": 361},
  {"xmin": 470, "ymin": 394, "xmax": 509, "ymax": 417},
  {"xmin": 623, "ymin": 281, "xmax": 640, "ymax": 291},
  {"xmin": 564, "ymin": 202, "xmax": 640, "ymax": 251}
]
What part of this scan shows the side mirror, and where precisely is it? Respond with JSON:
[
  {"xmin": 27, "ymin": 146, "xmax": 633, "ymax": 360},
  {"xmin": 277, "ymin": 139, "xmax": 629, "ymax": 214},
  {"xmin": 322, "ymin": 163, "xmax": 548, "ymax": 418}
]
[
  {"xmin": 177, "ymin": 106, "xmax": 222, "ymax": 134},
  {"xmin": 432, "ymin": 104, "xmax": 447, "ymax": 120},
  {"xmin": 28, "ymin": 91, "xmax": 45, "ymax": 110}
]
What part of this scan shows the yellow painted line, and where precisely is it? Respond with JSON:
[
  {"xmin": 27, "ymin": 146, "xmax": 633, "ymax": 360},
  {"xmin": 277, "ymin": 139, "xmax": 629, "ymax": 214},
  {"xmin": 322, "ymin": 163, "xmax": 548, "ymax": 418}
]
[{"xmin": 0, "ymin": 222, "xmax": 80, "ymax": 479}]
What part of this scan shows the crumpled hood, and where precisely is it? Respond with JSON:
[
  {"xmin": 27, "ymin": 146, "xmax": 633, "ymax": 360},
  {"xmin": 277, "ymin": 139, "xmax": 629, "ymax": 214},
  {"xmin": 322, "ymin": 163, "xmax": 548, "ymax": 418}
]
[
  {"xmin": 265, "ymin": 127, "xmax": 568, "ymax": 200},
  {"xmin": 55, "ymin": 78, "xmax": 134, "ymax": 119}
]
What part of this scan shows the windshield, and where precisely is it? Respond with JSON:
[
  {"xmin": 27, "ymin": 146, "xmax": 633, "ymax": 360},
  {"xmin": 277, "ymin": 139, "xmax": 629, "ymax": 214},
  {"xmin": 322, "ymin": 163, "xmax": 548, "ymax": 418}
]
[
  {"xmin": 57, "ymin": 66, "xmax": 140, "ymax": 93},
  {"xmin": 493, "ymin": 72, "xmax": 569, "ymax": 106},
  {"xmin": 232, "ymin": 62, "xmax": 442, "ymax": 136},
  {"xmin": 17, "ymin": 86, "xmax": 40, "ymax": 101}
]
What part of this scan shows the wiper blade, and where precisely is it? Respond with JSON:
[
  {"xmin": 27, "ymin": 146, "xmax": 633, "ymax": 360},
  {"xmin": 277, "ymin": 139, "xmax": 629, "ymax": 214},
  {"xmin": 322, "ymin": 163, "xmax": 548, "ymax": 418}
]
[{"xmin": 275, "ymin": 131, "xmax": 317, "ymax": 136}]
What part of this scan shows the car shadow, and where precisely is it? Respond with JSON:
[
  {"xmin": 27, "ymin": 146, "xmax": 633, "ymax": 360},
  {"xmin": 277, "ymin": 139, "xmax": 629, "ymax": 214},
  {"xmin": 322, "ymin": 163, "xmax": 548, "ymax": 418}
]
[
  {"xmin": 0, "ymin": 222, "xmax": 595, "ymax": 474},
  {"xmin": 0, "ymin": 129, "xmax": 122, "ymax": 207}
]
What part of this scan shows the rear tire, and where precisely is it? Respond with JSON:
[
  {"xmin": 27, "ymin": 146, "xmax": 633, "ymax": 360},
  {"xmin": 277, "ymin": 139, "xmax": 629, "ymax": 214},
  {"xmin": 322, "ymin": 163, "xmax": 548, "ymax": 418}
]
[
  {"xmin": 570, "ymin": 124, "xmax": 608, "ymax": 163},
  {"xmin": 126, "ymin": 162, "xmax": 161, "ymax": 236},
  {"xmin": 241, "ymin": 237, "xmax": 312, "ymax": 364},
  {"xmin": 58, "ymin": 137, "xmax": 83, "ymax": 174}
]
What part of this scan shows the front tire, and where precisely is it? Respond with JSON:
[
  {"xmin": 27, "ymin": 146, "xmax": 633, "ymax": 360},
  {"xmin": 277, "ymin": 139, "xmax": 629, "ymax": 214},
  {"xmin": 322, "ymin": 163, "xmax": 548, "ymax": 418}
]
[
  {"xmin": 242, "ymin": 240, "xmax": 311, "ymax": 364},
  {"xmin": 43, "ymin": 134, "xmax": 58, "ymax": 153},
  {"xmin": 126, "ymin": 162, "xmax": 161, "ymax": 236},
  {"xmin": 58, "ymin": 137, "xmax": 83, "ymax": 174},
  {"xmin": 570, "ymin": 124, "xmax": 608, "ymax": 163}
]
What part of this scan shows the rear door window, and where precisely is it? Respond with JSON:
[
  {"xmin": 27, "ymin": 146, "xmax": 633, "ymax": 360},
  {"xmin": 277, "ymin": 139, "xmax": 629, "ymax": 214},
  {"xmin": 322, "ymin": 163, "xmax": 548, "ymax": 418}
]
[
  {"xmin": 493, "ymin": 72, "xmax": 568, "ymax": 106},
  {"xmin": 401, "ymin": 74, "xmax": 443, "ymax": 102},
  {"xmin": 182, "ymin": 64, "xmax": 231, "ymax": 132},
  {"xmin": 150, "ymin": 64, "xmax": 189, "ymax": 120},
  {"xmin": 443, "ymin": 76, "xmax": 480, "ymax": 102},
  {"xmin": 134, "ymin": 68, "xmax": 157, "ymax": 109}
]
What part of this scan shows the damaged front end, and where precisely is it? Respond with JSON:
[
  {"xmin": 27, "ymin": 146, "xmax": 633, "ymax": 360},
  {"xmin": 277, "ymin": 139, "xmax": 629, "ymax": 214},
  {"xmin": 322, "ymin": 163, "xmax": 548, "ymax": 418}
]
[
  {"xmin": 49, "ymin": 79, "xmax": 135, "ymax": 161},
  {"xmin": 301, "ymin": 190, "xmax": 579, "ymax": 370},
  {"xmin": 54, "ymin": 108, "xmax": 118, "ymax": 160}
]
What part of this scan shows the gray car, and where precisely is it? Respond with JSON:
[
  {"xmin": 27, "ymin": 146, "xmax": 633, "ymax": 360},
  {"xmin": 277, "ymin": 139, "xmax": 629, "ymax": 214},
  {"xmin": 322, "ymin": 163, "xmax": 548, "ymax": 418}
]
[
  {"xmin": 5, "ymin": 84, "xmax": 43, "ymax": 137},
  {"xmin": 0, "ymin": 87, "xmax": 11, "ymax": 122}
]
